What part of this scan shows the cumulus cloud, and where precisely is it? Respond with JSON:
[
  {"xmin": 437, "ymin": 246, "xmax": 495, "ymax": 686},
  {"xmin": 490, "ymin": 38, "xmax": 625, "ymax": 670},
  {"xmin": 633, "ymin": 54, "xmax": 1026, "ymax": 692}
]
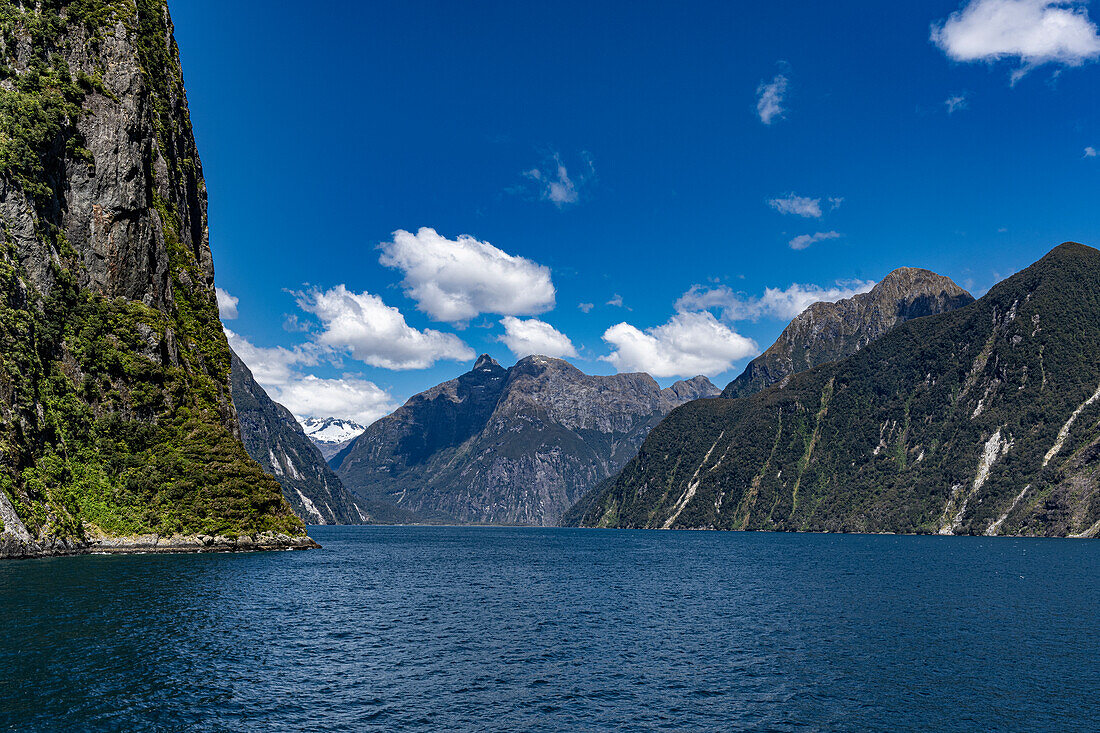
[
  {"xmin": 271, "ymin": 375, "xmax": 396, "ymax": 426},
  {"xmin": 499, "ymin": 316, "xmax": 578, "ymax": 359},
  {"xmin": 224, "ymin": 327, "xmax": 315, "ymax": 386},
  {"xmin": 522, "ymin": 152, "xmax": 595, "ymax": 208},
  {"xmin": 225, "ymin": 330, "xmax": 395, "ymax": 425},
  {"xmin": 675, "ymin": 279, "xmax": 876, "ymax": 323},
  {"xmin": 602, "ymin": 311, "xmax": 757, "ymax": 378},
  {"xmin": 756, "ymin": 73, "xmax": 789, "ymax": 124},
  {"xmin": 296, "ymin": 285, "xmax": 474, "ymax": 370},
  {"xmin": 215, "ymin": 287, "xmax": 238, "ymax": 320},
  {"xmin": 931, "ymin": 0, "xmax": 1100, "ymax": 82},
  {"xmin": 768, "ymin": 194, "xmax": 823, "ymax": 218},
  {"xmin": 1086, "ymin": 146, "xmax": 1098, "ymax": 157},
  {"xmin": 789, "ymin": 231, "xmax": 842, "ymax": 250},
  {"xmin": 379, "ymin": 227, "xmax": 556, "ymax": 323},
  {"xmin": 945, "ymin": 93, "xmax": 969, "ymax": 113}
]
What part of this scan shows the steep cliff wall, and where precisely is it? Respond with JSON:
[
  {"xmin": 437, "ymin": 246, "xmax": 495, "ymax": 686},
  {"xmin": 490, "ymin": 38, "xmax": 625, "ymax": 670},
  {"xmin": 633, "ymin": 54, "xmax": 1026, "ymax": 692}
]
[{"xmin": 0, "ymin": 1, "xmax": 308, "ymax": 556}]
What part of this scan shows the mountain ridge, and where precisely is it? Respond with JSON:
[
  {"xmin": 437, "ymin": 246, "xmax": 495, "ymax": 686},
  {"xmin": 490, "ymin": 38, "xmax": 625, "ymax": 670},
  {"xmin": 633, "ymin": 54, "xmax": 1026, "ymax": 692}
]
[
  {"xmin": 577, "ymin": 242, "xmax": 1100, "ymax": 537},
  {"xmin": 334, "ymin": 354, "xmax": 719, "ymax": 525}
]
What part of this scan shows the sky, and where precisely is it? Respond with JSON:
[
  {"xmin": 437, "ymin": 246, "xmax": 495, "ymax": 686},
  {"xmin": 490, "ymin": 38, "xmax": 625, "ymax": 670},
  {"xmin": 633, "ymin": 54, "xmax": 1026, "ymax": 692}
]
[{"xmin": 169, "ymin": 0, "xmax": 1100, "ymax": 425}]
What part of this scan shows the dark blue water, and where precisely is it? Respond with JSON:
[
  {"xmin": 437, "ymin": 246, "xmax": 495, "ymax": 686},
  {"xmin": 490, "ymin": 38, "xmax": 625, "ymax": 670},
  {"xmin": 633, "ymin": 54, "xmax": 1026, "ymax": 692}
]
[{"xmin": 1, "ymin": 527, "xmax": 1098, "ymax": 731}]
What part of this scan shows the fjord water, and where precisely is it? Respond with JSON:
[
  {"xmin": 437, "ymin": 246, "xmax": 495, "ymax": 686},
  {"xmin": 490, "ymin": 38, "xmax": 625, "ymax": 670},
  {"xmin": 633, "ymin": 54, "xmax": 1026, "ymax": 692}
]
[{"xmin": 1, "ymin": 528, "xmax": 1097, "ymax": 731}]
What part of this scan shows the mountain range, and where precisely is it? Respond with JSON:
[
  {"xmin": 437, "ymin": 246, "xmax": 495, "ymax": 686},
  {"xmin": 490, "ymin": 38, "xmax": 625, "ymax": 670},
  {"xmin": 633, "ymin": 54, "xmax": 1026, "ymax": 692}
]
[
  {"xmin": 333, "ymin": 355, "xmax": 719, "ymax": 526},
  {"xmin": 302, "ymin": 417, "xmax": 367, "ymax": 460},
  {"xmin": 577, "ymin": 243, "xmax": 1100, "ymax": 538}
]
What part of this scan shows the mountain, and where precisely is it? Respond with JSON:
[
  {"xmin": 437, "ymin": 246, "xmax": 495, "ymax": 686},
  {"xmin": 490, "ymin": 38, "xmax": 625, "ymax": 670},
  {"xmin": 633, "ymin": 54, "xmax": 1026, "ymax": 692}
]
[
  {"xmin": 722, "ymin": 268, "xmax": 974, "ymax": 398},
  {"xmin": 578, "ymin": 243, "xmax": 1100, "ymax": 537},
  {"xmin": 333, "ymin": 354, "xmax": 719, "ymax": 526},
  {"xmin": 562, "ymin": 266, "xmax": 972, "ymax": 526},
  {"xmin": 302, "ymin": 417, "xmax": 367, "ymax": 460},
  {"xmin": 230, "ymin": 350, "xmax": 368, "ymax": 525},
  {"xmin": 0, "ymin": 1, "xmax": 313, "ymax": 557}
]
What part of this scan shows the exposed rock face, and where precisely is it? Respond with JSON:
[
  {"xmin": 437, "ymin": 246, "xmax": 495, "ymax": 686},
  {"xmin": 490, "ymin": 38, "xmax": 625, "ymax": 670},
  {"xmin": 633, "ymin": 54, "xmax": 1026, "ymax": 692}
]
[
  {"xmin": 301, "ymin": 417, "xmax": 368, "ymax": 460},
  {"xmin": 231, "ymin": 349, "xmax": 367, "ymax": 525},
  {"xmin": 579, "ymin": 244, "xmax": 1100, "ymax": 538},
  {"xmin": 722, "ymin": 268, "xmax": 974, "ymax": 398},
  {"xmin": 0, "ymin": 1, "xmax": 307, "ymax": 557},
  {"xmin": 334, "ymin": 355, "xmax": 719, "ymax": 526}
]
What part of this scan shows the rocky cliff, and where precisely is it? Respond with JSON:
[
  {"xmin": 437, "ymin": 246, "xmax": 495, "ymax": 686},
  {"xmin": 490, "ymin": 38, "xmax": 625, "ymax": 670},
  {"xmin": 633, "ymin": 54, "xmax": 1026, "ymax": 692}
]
[
  {"xmin": 334, "ymin": 354, "xmax": 719, "ymax": 525},
  {"xmin": 231, "ymin": 349, "xmax": 367, "ymax": 525},
  {"xmin": 722, "ymin": 268, "xmax": 973, "ymax": 398},
  {"xmin": 0, "ymin": 1, "xmax": 311, "ymax": 556},
  {"xmin": 579, "ymin": 243, "xmax": 1100, "ymax": 537}
]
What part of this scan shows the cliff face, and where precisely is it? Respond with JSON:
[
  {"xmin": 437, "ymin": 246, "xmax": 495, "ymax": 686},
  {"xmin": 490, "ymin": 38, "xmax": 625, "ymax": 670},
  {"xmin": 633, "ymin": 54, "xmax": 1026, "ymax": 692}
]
[
  {"xmin": 0, "ymin": 1, "xmax": 307, "ymax": 556},
  {"xmin": 334, "ymin": 355, "xmax": 718, "ymax": 526},
  {"xmin": 581, "ymin": 244, "xmax": 1100, "ymax": 538},
  {"xmin": 723, "ymin": 268, "xmax": 973, "ymax": 398},
  {"xmin": 230, "ymin": 350, "xmax": 368, "ymax": 525}
]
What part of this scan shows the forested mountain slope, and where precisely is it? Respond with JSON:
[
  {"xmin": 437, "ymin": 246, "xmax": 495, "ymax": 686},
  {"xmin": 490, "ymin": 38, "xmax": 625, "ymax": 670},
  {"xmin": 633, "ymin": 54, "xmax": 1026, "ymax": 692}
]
[{"xmin": 579, "ymin": 243, "xmax": 1100, "ymax": 537}]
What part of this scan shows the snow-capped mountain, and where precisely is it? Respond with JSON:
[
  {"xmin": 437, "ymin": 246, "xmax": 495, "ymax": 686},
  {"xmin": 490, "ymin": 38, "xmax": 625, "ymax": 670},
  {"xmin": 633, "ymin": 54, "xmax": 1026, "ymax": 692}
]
[{"xmin": 301, "ymin": 417, "xmax": 367, "ymax": 460}]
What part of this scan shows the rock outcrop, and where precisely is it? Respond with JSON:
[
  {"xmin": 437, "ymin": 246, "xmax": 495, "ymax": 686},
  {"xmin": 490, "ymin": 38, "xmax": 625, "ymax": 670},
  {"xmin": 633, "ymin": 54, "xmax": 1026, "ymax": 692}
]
[
  {"xmin": 722, "ymin": 268, "xmax": 973, "ymax": 398},
  {"xmin": 334, "ymin": 355, "xmax": 719, "ymax": 526},
  {"xmin": 231, "ymin": 349, "xmax": 368, "ymax": 525},
  {"xmin": 578, "ymin": 244, "xmax": 1100, "ymax": 537},
  {"xmin": 0, "ymin": 1, "xmax": 309, "ymax": 556}
]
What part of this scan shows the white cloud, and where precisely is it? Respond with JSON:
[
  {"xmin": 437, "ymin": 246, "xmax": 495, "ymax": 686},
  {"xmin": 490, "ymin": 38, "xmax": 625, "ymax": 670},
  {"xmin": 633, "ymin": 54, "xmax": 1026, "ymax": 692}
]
[
  {"xmin": 789, "ymin": 231, "xmax": 842, "ymax": 250},
  {"xmin": 225, "ymin": 330, "xmax": 395, "ymax": 425},
  {"xmin": 945, "ymin": 94, "xmax": 970, "ymax": 113},
  {"xmin": 1085, "ymin": 146, "xmax": 1098, "ymax": 157},
  {"xmin": 296, "ymin": 285, "xmax": 474, "ymax": 370},
  {"xmin": 215, "ymin": 287, "xmax": 238, "ymax": 320},
  {"xmin": 756, "ymin": 73, "xmax": 789, "ymax": 124},
  {"xmin": 675, "ymin": 279, "xmax": 876, "ymax": 323},
  {"xmin": 577, "ymin": 302, "xmax": 595, "ymax": 313},
  {"xmin": 931, "ymin": 0, "xmax": 1100, "ymax": 82},
  {"xmin": 522, "ymin": 152, "xmax": 594, "ymax": 207},
  {"xmin": 768, "ymin": 193, "xmax": 823, "ymax": 218},
  {"xmin": 224, "ymin": 328, "xmax": 316, "ymax": 386},
  {"xmin": 379, "ymin": 227, "xmax": 556, "ymax": 323},
  {"xmin": 602, "ymin": 311, "xmax": 757, "ymax": 378},
  {"xmin": 499, "ymin": 316, "xmax": 578, "ymax": 359},
  {"xmin": 607, "ymin": 293, "xmax": 625, "ymax": 308},
  {"xmin": 271, "ymin": 375, "xmax": 396, "ymax": 426}
]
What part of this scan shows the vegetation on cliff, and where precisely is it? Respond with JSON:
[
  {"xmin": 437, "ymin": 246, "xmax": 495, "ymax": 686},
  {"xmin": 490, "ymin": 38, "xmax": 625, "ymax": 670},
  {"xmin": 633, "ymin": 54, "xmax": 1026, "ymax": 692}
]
[{"xmin": 0, "ymin": 0, "xmax": 302, "ymax": 549}]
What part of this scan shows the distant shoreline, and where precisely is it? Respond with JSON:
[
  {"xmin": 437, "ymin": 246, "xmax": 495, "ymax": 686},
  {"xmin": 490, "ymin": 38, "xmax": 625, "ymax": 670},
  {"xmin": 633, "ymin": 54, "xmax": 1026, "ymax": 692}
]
[{"xmin": 0, "ymin": 532, "xmax": 320, "ymax": 560}]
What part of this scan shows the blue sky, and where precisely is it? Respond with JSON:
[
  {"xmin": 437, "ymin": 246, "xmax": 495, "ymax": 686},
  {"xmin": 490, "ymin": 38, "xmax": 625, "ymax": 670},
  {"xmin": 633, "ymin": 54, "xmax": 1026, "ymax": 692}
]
[{"xmin": 170, "ymin": 0, "xmax": 1100, "ymax": 424}]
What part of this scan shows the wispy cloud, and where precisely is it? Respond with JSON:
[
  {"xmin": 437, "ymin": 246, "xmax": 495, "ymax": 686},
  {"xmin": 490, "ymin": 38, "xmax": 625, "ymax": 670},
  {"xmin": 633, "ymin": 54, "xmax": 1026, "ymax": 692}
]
[
  {"xmin": 577, "ymin": 302, "xmax": 595, "ymax": 313},
  {"xmin": 931, "ymin": 0, "xmax": 1100, "ymax": 83},
  {"xmin": 1086, "ymin": 146, "xmax": 1097, "ymax": 157},
  {"xmin": 945, "ymin": 93, "xmax": 969, "ymax": 113},
  {"xmin": 789, "ymin": 231, "xmax": 842, "ymax": 251},
  {"xmin": 768, "ymin": 193, "xmax": 824, "ymax": 218},
  {"xmin": 756, "ymin": 72, "xmax": 789, "ymax": 125},
  {"xmin": 675, "ymin": 279, "xmax": 876, "ymax": 323},
  {"xmin": 522, "ymin": 151, "xmax": 595, "ymax": 208}
]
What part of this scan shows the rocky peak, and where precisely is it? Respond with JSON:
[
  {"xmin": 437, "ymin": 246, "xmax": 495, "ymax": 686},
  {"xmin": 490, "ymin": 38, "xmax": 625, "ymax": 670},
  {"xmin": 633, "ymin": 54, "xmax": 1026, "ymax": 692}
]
[
  {"xmin": 660, "ymin": 376, "xmax": 720, "ymax": 412},
  {"xmin": 473, "ymin": 353, "xmax": 502, "ymax": 372},
  {"xmin": 722, "ymin": 266, "xmax": 973, "ymax": 399}
]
